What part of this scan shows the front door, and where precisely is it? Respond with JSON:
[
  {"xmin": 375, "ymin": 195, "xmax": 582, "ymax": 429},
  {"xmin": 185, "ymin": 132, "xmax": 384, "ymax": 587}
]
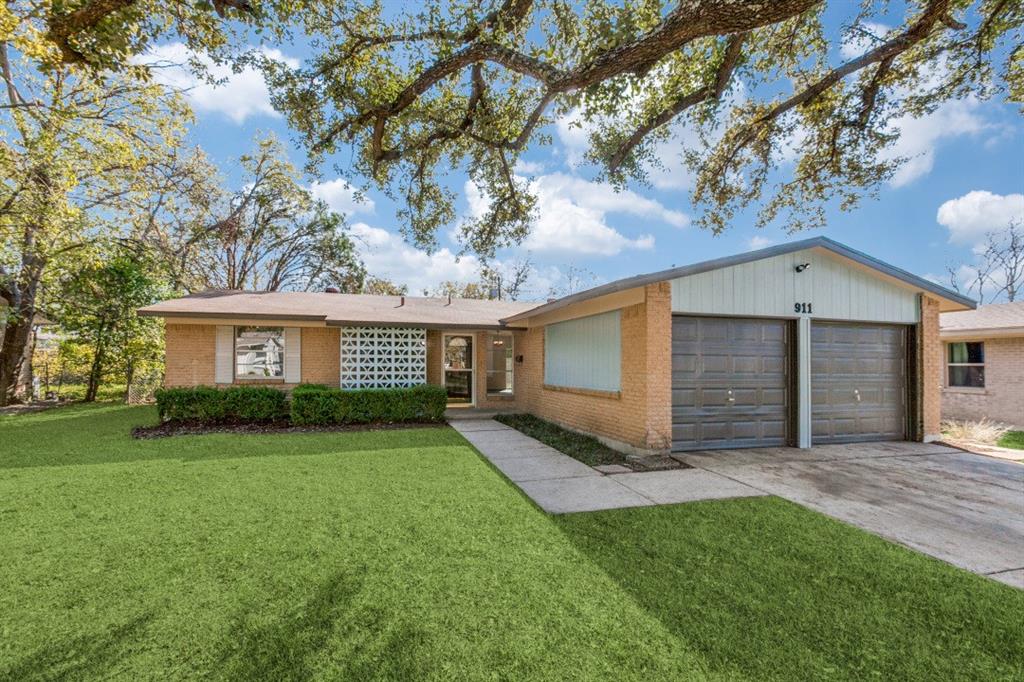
[{"xmin": 443, "ymin": 334, "xmax": 475, "ymax": 405}]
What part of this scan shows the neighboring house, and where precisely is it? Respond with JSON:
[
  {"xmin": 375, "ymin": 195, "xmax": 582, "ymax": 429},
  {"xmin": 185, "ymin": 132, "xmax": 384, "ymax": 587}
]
[
  {"xmin": 940, "ymin": 301, "xmax": 1024, "ymax": 429},
  {"xmin": 139, "ymin": 237, "xmax": 973, "ymax": 455}
]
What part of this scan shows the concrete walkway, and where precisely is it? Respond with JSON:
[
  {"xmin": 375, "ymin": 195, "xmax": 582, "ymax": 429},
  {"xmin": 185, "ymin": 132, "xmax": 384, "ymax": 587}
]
[{"xmin": 450, "ymin": 419, "xmax": 764, "ymax": 514}]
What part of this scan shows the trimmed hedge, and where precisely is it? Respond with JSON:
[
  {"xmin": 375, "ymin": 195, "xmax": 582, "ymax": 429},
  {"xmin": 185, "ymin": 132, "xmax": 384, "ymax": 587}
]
[
  {"xmin": 290, "ymin": 384, "xmax": 447, "ymax": 426},
  {"xmin": 155, "ymin": 386, "xmax": 288, "ymax": 423}
]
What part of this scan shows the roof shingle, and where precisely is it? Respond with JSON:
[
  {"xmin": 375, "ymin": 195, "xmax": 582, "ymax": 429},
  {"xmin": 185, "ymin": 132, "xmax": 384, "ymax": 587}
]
[{"xmin": 138, "ymin": 290, "xmax": 540, "ymax": 329}]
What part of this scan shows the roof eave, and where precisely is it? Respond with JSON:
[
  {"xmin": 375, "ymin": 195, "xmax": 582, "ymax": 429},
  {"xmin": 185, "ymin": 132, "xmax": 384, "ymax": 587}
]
[{"xmin": 501, "ymin": 236, "xmax": 975, "ymax": 323}]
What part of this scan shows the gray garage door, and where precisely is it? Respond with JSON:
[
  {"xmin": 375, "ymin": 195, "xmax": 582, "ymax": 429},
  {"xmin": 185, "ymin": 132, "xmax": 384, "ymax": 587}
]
[
  {"xmin": 811, "ymin": 322, "xmax": 907, "ymax": 444},
  {"xmin": 672, "ymin": 316, "xmax": 790, "ymax": 451}
]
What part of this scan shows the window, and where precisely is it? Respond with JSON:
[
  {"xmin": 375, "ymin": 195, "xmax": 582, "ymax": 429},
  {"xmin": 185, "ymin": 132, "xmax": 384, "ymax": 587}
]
[
  {"xmin": 947, "ymin": 342, "xmax": 984, "ymax": 388},
  {"xmin": 486, "ymin": 333, "xmax": 514, "ymax": 396},
  {"xmin": 544, "ymin": 311, "xmax": 621, "ymax": 392},
  {"xmin": 235, "ymin": 326, "xmax": 285, "ymax": 378}
]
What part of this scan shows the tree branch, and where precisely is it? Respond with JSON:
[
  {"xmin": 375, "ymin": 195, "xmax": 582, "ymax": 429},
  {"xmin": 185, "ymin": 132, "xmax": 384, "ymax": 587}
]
[{"xmin": 607, "ymin": 32, "xmax": 747, "ymax": 173}]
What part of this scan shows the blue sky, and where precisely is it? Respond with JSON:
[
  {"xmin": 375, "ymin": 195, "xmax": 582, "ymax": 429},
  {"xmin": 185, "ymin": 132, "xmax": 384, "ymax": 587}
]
[{"xmin": 144, "ymin": 9, "xmax": 1024, "ymax": 301}]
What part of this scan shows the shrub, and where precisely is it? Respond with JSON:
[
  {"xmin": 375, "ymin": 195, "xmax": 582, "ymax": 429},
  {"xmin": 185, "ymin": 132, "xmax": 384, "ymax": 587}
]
[
  {"xmin": 290, "ymin": 383, "xmax": 330, "ymax": 395},
  {"xmin": 155, "ymin": 386, "xmax": 288, "ymax": 423},
  {"xmin": 290, "ymin": 384, "xmax": 447, "ymax": 426},
  {"xmin": 941, "ymin": 418, "xmax": 1012, "ymax": 444}
]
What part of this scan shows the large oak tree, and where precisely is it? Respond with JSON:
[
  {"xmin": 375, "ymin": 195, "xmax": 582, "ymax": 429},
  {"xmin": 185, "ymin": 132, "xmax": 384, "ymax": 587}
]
[{"xmin": 266, "ymin": 0, "xmax": 1021, "ymax": 257}]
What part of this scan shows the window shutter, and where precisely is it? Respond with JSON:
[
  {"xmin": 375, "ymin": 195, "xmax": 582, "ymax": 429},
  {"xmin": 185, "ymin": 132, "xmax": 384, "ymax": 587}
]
[
  {"xmin": 284, "ymin": 328, "xmax": 302, "ymax": 383},
  {"xmin": 215, "ymin": 326, "xmax": 234, "ymax": 384}
]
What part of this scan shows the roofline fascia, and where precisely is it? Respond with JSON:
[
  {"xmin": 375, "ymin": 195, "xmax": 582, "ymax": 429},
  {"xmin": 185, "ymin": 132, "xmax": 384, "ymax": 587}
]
[
  {"xmin": 324, "ymin": 320, "xmax": 509, "ymax": 331},
  {"xmin": 939, "ymin": 327, "xmax": 1024, "ymax": 340},
  {"xmin": 501, "ymin": 236, "xmax": 975, "ymax": 323},
  {"xmin": 137, "ymin": 310, "xmax": 328, "ymax": 322}
]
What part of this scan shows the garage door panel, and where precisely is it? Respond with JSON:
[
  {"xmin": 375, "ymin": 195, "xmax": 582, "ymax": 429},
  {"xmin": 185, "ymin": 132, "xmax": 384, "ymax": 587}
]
[
  {"xmin": 672, "ymin": 316, "xmax": 791, "ymax": 451},
  {"xmin": 812, "ymin": 321, "xmax": 906, "ymax": 444}
]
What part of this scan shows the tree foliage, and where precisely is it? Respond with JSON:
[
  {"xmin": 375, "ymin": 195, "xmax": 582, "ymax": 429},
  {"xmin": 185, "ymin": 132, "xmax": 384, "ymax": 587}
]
[
  {"xmin": 266, "ymin": 0, "xmax": 1022, "ymax": 257},
  {"xmin": 138, "ymin": 134, "xmax": 366, "ymax": 293},
  {"xmin": 50, "ymin": 254, "xmax": 165, "ymax": 402},
  {"xmin": 0, "ymin": 48, "xmax": 188, "ymax": 403},
  {"xmin": 0, "ymin": 0, "xmax": 300, "ymax": 71}
]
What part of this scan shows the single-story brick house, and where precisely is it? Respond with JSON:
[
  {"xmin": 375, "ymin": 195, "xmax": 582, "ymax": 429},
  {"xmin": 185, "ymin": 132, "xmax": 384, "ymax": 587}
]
[
  {"xmin": 940, "ymin": 301, "xmax": 1023, "ymax": 429},
  {"xmin": 139, "ymin": 237, "xmax": 973, "ymax": 454}
]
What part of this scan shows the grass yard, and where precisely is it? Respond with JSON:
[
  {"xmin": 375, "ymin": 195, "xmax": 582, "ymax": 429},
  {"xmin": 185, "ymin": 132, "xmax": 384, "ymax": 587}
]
[
  {"xmin": 998, "ymin": 431, "xmax": 1024, "ymax": 450},
  {"xmin": 2, "ymin": 405, "xmax": 1022, "ymax": 680}
]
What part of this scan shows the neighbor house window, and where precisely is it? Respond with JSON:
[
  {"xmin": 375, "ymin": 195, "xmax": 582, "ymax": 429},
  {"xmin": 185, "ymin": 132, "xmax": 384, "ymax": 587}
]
[
  {"xmin": 486, "ymin": 333, "xmax": 514, "ymax": 396},
  {"xmin": 235, "ymin": 326, "xmax": 285, "ymax": 378},
  {"xmin": 947, "ymin": 342, "xmax": 984, "ymax": 388}
]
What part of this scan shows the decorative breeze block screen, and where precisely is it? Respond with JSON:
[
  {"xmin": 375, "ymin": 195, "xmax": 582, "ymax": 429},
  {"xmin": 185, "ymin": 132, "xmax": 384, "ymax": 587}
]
[{"xmin": 339, "ymin": 327, "xmax": 427, "ymax": 389}]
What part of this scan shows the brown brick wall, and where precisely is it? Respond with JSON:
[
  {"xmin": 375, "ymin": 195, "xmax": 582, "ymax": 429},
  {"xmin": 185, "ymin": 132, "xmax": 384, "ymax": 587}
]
[
  {"xmin": 921, "ymin": 296, "xmax": 942, "ymax": 439},
  {"xmin": 942, "ymin": 336, "xmax": 1024, "ymax": 429},
  {"xmin": 517, "ymin": 283, "xmax": 672, "ymax": 454},
  {"xmin": 426, "ymin": 330, "xmax": 443, "ymax": 386}
]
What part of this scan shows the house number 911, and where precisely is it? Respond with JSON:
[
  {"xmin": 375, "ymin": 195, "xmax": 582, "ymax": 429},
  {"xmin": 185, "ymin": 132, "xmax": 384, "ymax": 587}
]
[{"xmin": 794, "ymin": 302, "xmax": 813, "ymax": 314}]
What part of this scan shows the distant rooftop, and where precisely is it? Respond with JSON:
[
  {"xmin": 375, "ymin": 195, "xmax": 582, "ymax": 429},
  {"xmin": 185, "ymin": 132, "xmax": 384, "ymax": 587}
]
[
  {"xmin": 138, "ymin": 290, "xmax": 540, "ymax": 329},
  {"xmin": 940, "ymin": 300, "xmax": 1024, "ymax": 335}
]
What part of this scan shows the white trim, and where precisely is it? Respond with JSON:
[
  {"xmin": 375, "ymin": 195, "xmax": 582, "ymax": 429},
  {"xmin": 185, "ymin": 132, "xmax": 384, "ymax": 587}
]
[
  {"xmin": 215, "ymin": 326, "xmax": 234, "ymax": 384},
  {"xmin": 797, "ymin": 316, "xmax": 812, "ymax": 448},
  {"xmin": 284, "ymin": 328, "xmax": 302, "ymax": 383},
  {"xmin": 443, "ymin": 332, "xmax": 476, "ymax": 406}
]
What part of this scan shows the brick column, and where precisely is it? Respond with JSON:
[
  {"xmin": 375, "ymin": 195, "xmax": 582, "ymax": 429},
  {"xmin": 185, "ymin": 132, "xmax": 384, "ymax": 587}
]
[
  {"xmin": 921, "ymin": 296, "xmax": 942, "ymax": 441},
  {"xmin": 642, "ymin": 282, "xmax": 673, "ymax": 452}
]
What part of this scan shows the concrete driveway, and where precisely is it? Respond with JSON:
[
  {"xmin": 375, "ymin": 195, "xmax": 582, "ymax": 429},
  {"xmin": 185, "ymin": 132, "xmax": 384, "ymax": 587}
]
[{"xmin": 676, "ymin": 442, "xmax": 1024, "ymax": 588}]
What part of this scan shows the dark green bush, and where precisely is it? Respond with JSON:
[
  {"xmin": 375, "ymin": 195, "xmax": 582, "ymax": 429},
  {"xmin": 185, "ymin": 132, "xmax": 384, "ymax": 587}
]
[
  {"xmin": 290, "ymin": 384, "xmax": 447, "ymax": 426},
  {"xmin": 290, "ymin": 383, "xmax": 330, "ymax": 395},
  {"xmin": 155, "ymin": 386, "xmax": 288, "ymax": 423}
]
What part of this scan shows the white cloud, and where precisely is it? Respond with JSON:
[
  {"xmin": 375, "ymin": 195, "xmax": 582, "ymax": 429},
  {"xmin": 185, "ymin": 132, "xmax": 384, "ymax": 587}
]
[
  {"xmin": 138, "ymin": 43, "xmax": 298, "ymax": 123},
  {"xmin": 309, "ymin": 179, "xmax": 375, "ymax": 216},
  {"xmin": 840, "ymin": 22, "xmax": 890, "ymax": 60},
  {"xmin": 936, "ymin": 190, "xmax": 1024, "ymax": 246},
  {"xmin": 351, "ymin": 222, "xmax": 482, "ymax": 293},
  {"xmin": 883, "ymin": 99, "xmax": 990, "ymax": 187},
  {"xmin": 466, "ymin": 172, "xmax": 684, "ymax": 256},
  {"xmin": 746, "ymin": 235, "xmax": 774, "ymax": 251},
  {"xmin": 513, "ymin": 159, "xmax": 546, "ymax": 175}
]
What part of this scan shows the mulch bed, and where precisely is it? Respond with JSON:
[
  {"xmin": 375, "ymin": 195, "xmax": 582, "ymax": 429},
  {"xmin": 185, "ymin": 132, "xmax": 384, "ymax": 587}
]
[{"xmin": 132, "ymin": 420, "xmax": 449, "ymax": 439}]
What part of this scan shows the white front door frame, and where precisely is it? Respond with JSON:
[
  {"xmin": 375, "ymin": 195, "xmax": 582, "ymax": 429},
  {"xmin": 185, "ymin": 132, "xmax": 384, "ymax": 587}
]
[{"xmin": 442, "ymin": 332, "xmax": 476, "ymax": 406}]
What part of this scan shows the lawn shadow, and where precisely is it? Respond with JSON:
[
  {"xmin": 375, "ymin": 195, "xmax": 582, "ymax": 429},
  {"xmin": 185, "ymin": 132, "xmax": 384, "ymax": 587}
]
[
  {"xmin": 553, "ymin": 498, "xmax": 1024, "ymax": 681},
  {"xmin": 0, "ymin": 403, "xmax": 469, "ymax": 470},
  {"xmin": 213, "ymin": 571, "xmax": 432, "ymax": 681},
  {"xmin": 0, "ymin": 613, "xmax": 153, "ymax": 682}
]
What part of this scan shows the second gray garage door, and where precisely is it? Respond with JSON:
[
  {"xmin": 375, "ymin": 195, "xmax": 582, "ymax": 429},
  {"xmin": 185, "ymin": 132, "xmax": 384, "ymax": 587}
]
[
  {"xmin": 672, "ymin": 316, "xmax": 791, "ymax": 451},
  {"xmin": 811, "ymin": 322, "xmax": 907, "ymax": 444}
]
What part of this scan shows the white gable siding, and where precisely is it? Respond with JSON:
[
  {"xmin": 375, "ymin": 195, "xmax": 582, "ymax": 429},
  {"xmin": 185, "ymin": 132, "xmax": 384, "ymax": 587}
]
[
  {"xmin": 670, "ymin": 249, "xmax": 919, "ymax": 324},
  {"xmin": 544, "ymin": 311, "xmax": 621, "ymax": 392}
]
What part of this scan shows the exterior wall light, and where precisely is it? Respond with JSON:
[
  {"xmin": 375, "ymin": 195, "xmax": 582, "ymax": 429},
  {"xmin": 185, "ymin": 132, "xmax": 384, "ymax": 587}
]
[{"xmin": 794, "ymin": 263, "xmax": 811, "ymax": 273}]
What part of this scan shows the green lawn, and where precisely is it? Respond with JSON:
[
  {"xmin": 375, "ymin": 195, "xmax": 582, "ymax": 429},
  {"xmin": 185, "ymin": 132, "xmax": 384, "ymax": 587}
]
[
  {"xmin": 998, "ymin": 431, "xmax": 1024, "ymax": 450},
  {"xmin": 1, "ymin": 405, "xmax": 1022, "ymax": 680}
]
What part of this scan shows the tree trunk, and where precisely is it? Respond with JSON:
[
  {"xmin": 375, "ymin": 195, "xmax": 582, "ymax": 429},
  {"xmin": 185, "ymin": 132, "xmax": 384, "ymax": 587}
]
[
  {"xmin": 85, "ymin": 342, "xmax": 105, "ymax": 402},
  {"xmin": 124, "ymin": 358, "xmax": 135, "ymax": 404},
  {"xmin": 0, "ymin": 311, "xmax": 33, "ymax": 406},
  {"xmin": 16, "ymin": 328, "xmax": 36, "ymax": 399}
]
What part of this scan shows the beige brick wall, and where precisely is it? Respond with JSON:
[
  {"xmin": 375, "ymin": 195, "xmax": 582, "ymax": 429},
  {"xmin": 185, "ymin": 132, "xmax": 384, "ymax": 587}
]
[
  {"xmin": 163, "ymin": 323, "xmax": 341, "ymax": 388},
  {"xmin": 942, "ymin": 336, "xmax": 1024, "ymax": 429},
  {"xmin": 516, "ymin": 282, "xmax": 672, "ymax": 454},
  {"xmin": 301, "ymin": 327, "xmax": 340, "ymax": 387},
  {"xmin": 921, "ymin": 296, "xmax": 942, "ymax": 439},
  {"xmin": 164, "ymin": 323, "xmax": 216, "ymax": 387}
]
